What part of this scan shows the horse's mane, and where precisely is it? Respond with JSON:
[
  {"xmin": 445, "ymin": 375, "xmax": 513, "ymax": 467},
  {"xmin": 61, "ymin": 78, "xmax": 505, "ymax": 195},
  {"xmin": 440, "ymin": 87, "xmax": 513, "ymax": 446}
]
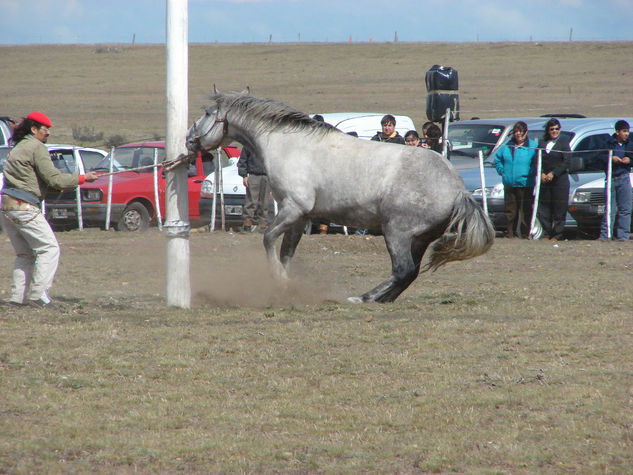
[{"xmin": 211, "ymin": 92, "xmax": 339, "ymax": 138}]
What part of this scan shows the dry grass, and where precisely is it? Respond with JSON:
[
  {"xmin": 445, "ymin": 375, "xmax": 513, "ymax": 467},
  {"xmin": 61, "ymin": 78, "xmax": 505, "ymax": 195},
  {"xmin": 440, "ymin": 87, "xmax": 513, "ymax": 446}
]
[
  {"xmin": 1, "ymin": 231, "xmax": 632, "ymax": 473},
  {"xmin": 0, "ymin": 41, "xmax": 632, "ymax": 472},
  {"xmin": 1, "ymin": 42, "xmax": 632, "ymax": 148}
]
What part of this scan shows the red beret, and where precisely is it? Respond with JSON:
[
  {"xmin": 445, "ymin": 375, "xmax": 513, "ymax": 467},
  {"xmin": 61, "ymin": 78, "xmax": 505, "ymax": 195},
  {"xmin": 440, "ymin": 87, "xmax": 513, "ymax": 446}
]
[{"xmin": 26, "ymin": 111, "xmax": 52, "ymax": 128}]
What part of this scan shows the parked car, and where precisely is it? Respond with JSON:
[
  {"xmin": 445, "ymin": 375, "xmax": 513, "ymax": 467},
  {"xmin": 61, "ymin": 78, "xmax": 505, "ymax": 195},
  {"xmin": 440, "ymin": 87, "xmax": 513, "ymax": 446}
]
[
  {"xmin": 45, "ymin": 141, "xmax": 240, "ymax": 231},
  {"xmin": 569, "ymin": 174, "xmax": 633, "ymax": 238},
  {"xmin": 447, "ymin": 117, "xmax": 551, "ymax": 171},
  {"xmin": 459, "ymin": 117, "xmax": 633, "ymax": 237},
  {"xmin": 198, "ymin": 149, "xmax": 255, "ymax": 230},
  {"xmin": 0, "ymin": 116, "xmax": 15, "ymax": 147},
  {"xmin": 310, "ymin": 112, "xmax": 416, "ymax": 140}
]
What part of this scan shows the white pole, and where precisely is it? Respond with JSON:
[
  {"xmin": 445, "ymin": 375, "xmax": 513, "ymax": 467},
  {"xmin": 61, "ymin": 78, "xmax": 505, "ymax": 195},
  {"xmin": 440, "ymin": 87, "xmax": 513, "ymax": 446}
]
[
  {"xmin": 442, "ymin": 108, "xmax": 450, "ymax": 159},
  {"xmin": 210, "ymin": 153, "xmax": 218, "ymax": 232},
  {"xmin": 164, "ymin": 0, "xmax": 190, "ymax": 308},
  {"xmin": 478, "ymin": 150, "xmax": 488, "ymax": 216},
  {"xmin": 606, "ymin": 149, "xmax": 613, "ymax": 240},
  {"xmin": 529, "ymin": 149, "xmax": 542, "ymax": 239},
  {"xmin": 153, "ymin": 147, "xmax": 163, "ymax": 231},
  {"xmin": 75, "ymin": 152, "xmax": 84, "ymax": 230},
  {"xmin": 218, "ymin": 147, "xmax": 226, "ymax": 231},
  {"xmin": 105, "ymin": 147, "xmax": 114, "ymax": 230}
]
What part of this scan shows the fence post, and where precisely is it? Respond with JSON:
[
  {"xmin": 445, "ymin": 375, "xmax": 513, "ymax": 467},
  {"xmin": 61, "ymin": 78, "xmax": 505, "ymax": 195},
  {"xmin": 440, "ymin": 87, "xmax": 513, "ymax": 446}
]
[
  {"xmin": 442, "ymin": 108, "xmax": 450, "ymax": 159},
  {"xmin": 529, "ymin": 149, "xmax": 542, "ymax": 239},
  {"xmin": 153, "ymin": 147, "xmax": 163, "ymax": 231},
  {"xmin": 606, "ymin": 149, "xmax": 613, "ymax": 240},
  {"xmin": 105, "ymin": 147, "xmax": 114, "ymax": 230},
  {"xmin": 478, "ymin": 150, "xmax": 488, "ymax": 216},
  {"xmin": 218, "ymin": 147, "xmax": 226, "ymax": 231},
  {"xmin": 75, "ymin": 152, "xmax": 84, "ymax": 230}
]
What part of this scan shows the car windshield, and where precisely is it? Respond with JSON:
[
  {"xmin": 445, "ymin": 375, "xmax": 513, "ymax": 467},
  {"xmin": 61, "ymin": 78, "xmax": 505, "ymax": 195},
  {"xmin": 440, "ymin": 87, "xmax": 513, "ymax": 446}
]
[
  {"xmin": 49, "ymin": 150, "xmax": 79, "ymax": 174},
  {"xmin": 96, "ymin": 146, "xmax": 166, "ymax": 172},
  {"xmin": 447, "ymin": 123, "xmax": 506, "ymax": 159},
  {"xmin": 481, "ymin": 130, "xmax": 575, "ymax": 167}
]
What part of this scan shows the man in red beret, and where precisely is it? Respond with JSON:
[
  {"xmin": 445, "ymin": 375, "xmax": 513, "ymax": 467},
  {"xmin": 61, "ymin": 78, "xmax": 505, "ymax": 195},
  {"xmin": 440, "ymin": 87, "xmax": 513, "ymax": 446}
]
[{"xmin": 0, "ymin": 112, "xmax": 99, "ymax": 308}]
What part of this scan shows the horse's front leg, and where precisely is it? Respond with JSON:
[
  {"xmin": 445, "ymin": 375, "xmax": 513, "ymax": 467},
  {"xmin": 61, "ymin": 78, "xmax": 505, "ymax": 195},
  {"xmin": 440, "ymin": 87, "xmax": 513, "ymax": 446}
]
[{"xmin": 262, "ymin": 201, "xmax": 306, "ymax": 280}]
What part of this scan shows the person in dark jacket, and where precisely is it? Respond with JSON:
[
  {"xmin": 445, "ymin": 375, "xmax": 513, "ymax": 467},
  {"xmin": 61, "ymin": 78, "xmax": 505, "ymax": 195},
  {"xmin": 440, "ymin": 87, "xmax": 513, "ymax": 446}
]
[
  {"xmin": 237, "ymin": 145, "xmax": 270, "ymax": 233},
  {"xmin": 598, "ymin": 120, "xmax": 633, "ymax": 241},
  {"xmin": 537, "ymin": 118, "xmax": 572, "ymax": 241},
  {"xmin": 371, "ymin": 114, "xmax": 405, "ymax": 144}
]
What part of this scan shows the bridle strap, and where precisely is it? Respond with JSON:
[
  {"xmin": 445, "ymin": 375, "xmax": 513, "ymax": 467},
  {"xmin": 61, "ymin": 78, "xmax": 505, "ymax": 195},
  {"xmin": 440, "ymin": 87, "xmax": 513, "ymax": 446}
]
[{"xmin": 193, "ymin": 116, "xmax": 228, "ymax": 143}]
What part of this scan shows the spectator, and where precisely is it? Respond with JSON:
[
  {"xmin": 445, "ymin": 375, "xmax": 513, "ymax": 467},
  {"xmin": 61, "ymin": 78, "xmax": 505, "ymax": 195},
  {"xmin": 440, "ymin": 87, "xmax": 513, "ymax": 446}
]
[
  {"xmin": 237, "ymin": 145, "xmax": 271, "ymax": 233},
  {"xmin": 0, "ymin": 112, "xmax": 99, "ymax": 308},
  {"xmin": 404, "ymin": 130, "xmax": 423, "ymax": 147},
  {"xmin": 494, "ymin": 121, "xmax": 537, "ymax": 238},
  {"xmin": 598, "ymin": 119, "xmax": 633, "ymax": 241},
  {"xmin": 421, "ymin": 123, "xmax": 442, "ymax": 153},
  {"xmin": 537, "ymin": 118, "xmax": 572, "ymax": 241},
  {"xmin": 371, "ymin": 114, "xmax": 405, "ymax": 144}
]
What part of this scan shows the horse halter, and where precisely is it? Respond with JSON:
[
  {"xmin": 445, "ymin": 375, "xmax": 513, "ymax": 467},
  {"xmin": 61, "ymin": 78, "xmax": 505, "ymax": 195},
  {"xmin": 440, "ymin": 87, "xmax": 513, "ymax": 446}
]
[{"xmin": 192, "ymin": 114, "xmax": 229, "ymax": 147}]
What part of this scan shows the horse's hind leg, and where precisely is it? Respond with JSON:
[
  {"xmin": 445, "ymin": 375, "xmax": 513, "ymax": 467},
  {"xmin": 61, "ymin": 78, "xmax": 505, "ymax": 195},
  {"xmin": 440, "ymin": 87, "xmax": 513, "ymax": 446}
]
[{"xmin": 350, "ymin": 233, "xmax": 429, "ymax": 303}]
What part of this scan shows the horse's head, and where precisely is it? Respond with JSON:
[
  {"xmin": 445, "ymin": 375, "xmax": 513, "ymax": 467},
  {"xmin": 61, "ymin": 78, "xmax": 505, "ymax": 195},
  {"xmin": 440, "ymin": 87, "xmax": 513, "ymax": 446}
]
[
  {"xmin": 186, "ymin": 86, "xmax": 251, "ymax": 152},
  {"xmin": 186, "ymin": 102, "xmax": 227, "ymax": 152}
]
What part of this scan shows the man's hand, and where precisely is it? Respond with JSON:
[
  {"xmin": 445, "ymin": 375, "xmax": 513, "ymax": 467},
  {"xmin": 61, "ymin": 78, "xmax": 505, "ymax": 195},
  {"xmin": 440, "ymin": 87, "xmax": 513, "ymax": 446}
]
[{"xmin": 84, "ymin": 172, "xmax": 100, "ymax": 182}]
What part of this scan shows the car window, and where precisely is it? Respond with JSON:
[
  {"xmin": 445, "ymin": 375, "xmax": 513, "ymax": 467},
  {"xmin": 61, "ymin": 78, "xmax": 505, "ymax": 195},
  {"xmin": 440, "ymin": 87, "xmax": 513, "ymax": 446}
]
[
  {"xmin": 447, "ymin": 123, "xmax": 506, "ymax": 159},
  {"xmin": 49, "ymin": 150, "xmax": 78, "ymax": 174},
  {"xmin": 79, "ymin": 150, "xmax": 105, "ymax": 171},
  {"xmin": 202, "ymin": 149, "xmax": 233, "ymax": 176},
  {"xmin": 96, "ymin": 146, "xmax": 165, "ymax": 172},
  {"xmin": 573, "ymin": 133, "xmax": 610, "ymax": 171}
]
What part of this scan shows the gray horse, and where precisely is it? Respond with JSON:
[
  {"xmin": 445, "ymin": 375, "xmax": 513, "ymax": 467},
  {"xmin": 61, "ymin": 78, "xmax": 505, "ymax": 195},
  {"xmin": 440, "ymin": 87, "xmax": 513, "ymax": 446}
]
[{"xmin": 186, "ymin": 89, "xmax": 494, "ymax": 303}]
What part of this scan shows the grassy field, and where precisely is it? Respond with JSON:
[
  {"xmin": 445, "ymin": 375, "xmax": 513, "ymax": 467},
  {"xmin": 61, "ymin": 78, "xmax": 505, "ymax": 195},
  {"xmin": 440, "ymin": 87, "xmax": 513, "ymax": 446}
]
[
  {"xmin": 1, "ymin": 230, "xmax": 633, "ymax": 473},
  {"xmin": 0, "ymin": 42, "xmax": 632, "ymax": 473}
]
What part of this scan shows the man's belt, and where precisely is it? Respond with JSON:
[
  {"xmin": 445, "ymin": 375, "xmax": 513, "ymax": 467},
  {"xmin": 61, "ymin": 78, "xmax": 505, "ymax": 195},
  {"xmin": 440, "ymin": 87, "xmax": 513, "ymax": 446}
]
[{"xmin": 1, "ymin": 193, "xmax": 39, "ymax": 211}]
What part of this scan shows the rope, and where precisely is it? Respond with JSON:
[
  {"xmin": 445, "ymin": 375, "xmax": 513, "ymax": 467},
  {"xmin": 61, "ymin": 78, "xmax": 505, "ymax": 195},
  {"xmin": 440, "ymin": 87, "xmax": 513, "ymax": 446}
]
[{"xmin": 94, "ymin": 152, "xmax": 197, "ymax": 177}]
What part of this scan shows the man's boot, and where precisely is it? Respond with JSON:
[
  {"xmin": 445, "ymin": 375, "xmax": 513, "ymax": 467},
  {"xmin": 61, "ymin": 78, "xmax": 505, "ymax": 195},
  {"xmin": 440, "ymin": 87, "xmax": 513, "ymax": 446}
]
[{"xmin": 242, "ymin": 218, "xmax": 253, "ymax": 232}]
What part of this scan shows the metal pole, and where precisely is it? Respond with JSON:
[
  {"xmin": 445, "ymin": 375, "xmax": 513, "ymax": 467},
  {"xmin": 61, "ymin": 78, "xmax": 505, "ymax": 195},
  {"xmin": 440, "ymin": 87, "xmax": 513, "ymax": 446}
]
[
  {"xmin": 75, "ymin": 151, "xmax": 84, "ymax": 230},
  {"xmin": 529, "ymin": 149, "xmax": 542, "ymax": 239},
  {"xmin": 218, "ymin": 147, "xmax": 226, "ymax": 231},
  {"xmin": 164, "ymin": 0, "xmax": 190, "ymax": 308},
  {"xmin": 441, "ymin": 108, "xmax": 450, "ymax": 159},
  {"xmin": 153, "ymin": 147, "xmax": 163, "ymax": 231},
  {"xmin": 606, "ymin": 149, "xmax": 613, "ymax": 240},
  {"xmin": 105, "ymin": 147, "xmax": 114, "ymax": 230},
  {"xmin": 478, "ymin": 150, "xmax": 488, "ymax": 216},
  {"xmin": 210, "ymin": 153, "xmax": 218, "ymax": 232}
]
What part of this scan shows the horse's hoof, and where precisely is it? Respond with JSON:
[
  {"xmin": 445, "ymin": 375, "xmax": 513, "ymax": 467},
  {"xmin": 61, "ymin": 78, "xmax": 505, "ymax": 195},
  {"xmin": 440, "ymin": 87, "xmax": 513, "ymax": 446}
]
[{"xmin": 347, "ymin": 296, "xmax": 363, "ymax": 304}]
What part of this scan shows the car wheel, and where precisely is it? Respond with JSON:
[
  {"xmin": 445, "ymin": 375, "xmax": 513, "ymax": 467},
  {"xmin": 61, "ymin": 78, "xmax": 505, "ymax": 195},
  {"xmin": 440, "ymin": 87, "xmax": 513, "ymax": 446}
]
[{"xmin": 117, "ymin": 202, "xmax": 150, "ymax": 232}]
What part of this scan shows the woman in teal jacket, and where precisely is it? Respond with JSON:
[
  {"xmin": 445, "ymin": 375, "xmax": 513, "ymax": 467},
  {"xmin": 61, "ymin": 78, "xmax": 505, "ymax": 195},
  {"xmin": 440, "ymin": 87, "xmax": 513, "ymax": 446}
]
[{"xmin": 494, "ymin": 121, "xmax": 537, "ymax": 238}]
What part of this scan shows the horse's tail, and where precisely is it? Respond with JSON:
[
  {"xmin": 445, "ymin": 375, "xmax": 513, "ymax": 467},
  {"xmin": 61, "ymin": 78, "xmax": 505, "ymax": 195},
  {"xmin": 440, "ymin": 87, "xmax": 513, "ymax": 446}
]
[{"xmin": 422, "ymin": 191, "xmax": 495, "ymax": 272}]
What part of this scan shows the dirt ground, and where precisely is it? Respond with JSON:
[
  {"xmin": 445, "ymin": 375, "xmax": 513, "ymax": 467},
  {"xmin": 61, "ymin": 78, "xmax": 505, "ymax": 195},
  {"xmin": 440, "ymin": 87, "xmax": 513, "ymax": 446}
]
[{"xmin": 1, "ymin": 228, "xmax": 632, "ymax": 312}]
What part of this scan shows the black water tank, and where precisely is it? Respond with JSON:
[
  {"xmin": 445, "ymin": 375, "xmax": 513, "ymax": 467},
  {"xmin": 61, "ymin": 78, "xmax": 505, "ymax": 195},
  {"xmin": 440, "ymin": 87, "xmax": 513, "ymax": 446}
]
[{"xmin": 425, "ymin": 65, "xmax": 460, "ymax": 122}]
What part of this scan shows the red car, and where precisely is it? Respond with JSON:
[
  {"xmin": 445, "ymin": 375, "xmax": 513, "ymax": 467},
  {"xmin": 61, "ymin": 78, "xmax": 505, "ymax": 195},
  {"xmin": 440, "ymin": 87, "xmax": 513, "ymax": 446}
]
[{"xmin": 45, "ymin": 141, "xmax": 240, "ymax": 231}]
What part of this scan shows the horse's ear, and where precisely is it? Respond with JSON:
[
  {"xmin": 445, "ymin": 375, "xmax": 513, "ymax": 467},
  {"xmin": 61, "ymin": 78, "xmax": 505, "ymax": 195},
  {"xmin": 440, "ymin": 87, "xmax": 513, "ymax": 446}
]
[
  {"xmin": 213, "ymin": 84, "xmax": 220, "ymax": 94},
  {"xmin": 241, "ymin": 86, "xmax": 250, "ymax": 95}
]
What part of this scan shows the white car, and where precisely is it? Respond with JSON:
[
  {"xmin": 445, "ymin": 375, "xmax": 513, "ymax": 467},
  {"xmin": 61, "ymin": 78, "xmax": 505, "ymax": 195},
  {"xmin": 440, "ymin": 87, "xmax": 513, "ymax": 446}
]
[
  {"xmin": 198, "ymin": 155, "xmax": 249, "ymax": 229},
  {"xmin": 311, "ymin": 112, "xmax": 416, "ymax": 140}
]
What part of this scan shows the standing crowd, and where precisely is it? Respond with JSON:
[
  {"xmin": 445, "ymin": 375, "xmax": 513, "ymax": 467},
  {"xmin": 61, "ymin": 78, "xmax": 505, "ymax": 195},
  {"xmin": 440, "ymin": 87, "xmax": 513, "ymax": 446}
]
[{"xmin": 494, "ymin": 119, "xmax": 633, "ymax": 241}]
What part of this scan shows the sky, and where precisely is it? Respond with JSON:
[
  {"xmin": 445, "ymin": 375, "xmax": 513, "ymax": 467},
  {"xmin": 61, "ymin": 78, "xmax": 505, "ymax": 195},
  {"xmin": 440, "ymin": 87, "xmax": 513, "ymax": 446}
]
[{"xmin": 0, "ymin": 0, "xmax": 632, "ymax": 45}]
